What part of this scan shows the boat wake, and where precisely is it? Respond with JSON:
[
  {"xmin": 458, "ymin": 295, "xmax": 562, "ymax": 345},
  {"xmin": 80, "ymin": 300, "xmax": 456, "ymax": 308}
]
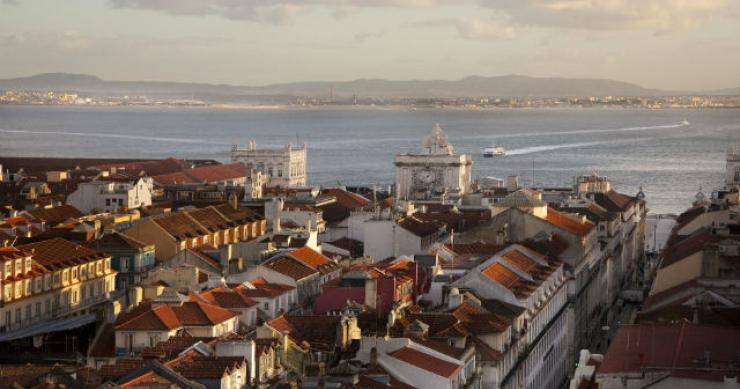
[
  {"xmin": 497, "ymin": 122, "xmax": 686, "ymax": 139},
  {"xmin": 505, "ymin": 141, "xmax": 611, "ymax": 156},
  {"xmin": 0, "ymin": 128, "xmax": 229, "ymax": 145}
]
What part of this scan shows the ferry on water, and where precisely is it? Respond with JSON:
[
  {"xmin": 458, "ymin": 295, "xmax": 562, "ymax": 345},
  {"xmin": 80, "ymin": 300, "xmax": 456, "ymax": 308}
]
[
  {"xmin": 682, "ymin": 119, "xmax": 690, "ymax": 126},
  {"xmin": 483, "ymin": 145, "xmax": 506, "ymax": 157}
]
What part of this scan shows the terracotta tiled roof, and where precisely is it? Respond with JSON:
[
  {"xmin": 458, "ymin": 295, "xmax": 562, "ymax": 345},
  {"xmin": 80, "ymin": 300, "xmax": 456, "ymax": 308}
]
[
  {"xmin": 187, "ymin": 207, "xmax": 234, "ymax": 232},
  {"xmin": 675, "ymin": 205, "xmax": 706, "ymax": 229},
  {"xmin": 545, "ymin": 207, "xmax": 594, "ymax": 237},
  {"xmin": 87, "ymin": 232, "xmax": 151, "ymax": 252},
  {"xmin": 153, "ymin": 213, "xmax": 208, "ymax": 241},
  {"xmin": 265, "ymin": 256, "xmax": 318, "ymax": 281},
  {"xmin": 172, "ymin": 301, "xmax": 239, "ymax": 326},
  {"xmin": 236, "ymin": 280, "xmax": 295, "ymax": 298},
  {"xmin": 559, "ymin": 203, "xmax": 618, "ymax": 222},
  {"xmin": 288, "ymin": 246, "xmax": 339, "ymax": 275},
  {"xmin": 17, "ymin": 238, "xmax": 108, "ymax": 271},
  {"xmin": 388, "ymin": 346, "xmax": 462, "ymax": 378},
  {"xmin": 266, "ymin": 315, "xmax": 342, "ymax": 350},
  {"xmin": 408, "ymin": 335, "xmax": 468, "ymax": 359},
  {"xmin": 98, "ymin": 358, "xmax": 146, "ymax": 380},
  {"xmin": 599, "ymin": 323, "xmax": 740, "ymax": 381},
  {"xmin": 152, "ymin": 163, "xmax": 247, "ymax": 186},
  {"xmin": 26, "ymin": 205, "xmax": 83, "ymax": 225},
  {"xmin": 115, "ymin": 304, "xmax": 182, "ymax": 331},
  {"xmin": 197, "ymin": 287, "xmax": 258, "ymax": 309},
  {"xmin": 660, "ymin": 228, "xmax": 717, "ymax": 269},
  {"xmin": 592, "ymin": 190, "xmax": 636, "ymax": 213},
  {"xmin": 320, "ymin": 188, "xmax": 370, "ymax": 209},
  {"xmin": 481, "ymin": 262, "xmax": 539, "ymax": 299},
  {"xmin": 151, "ymin": 171, "xmax": 195, "ymax": 185},
  {"xmin": 171, "ymin": 356, "xmax": 246, "ymax": 379},
  {"xmin": 182, "ymin": 163, "xmax": 246, "ymax": 183},
  {"xmin": 97, "ymin": 158, "xmax": 189, "ymax": 176},
  {"xmin": 141, "ymin": 334, "xmax": 217, "ymax": 360},
  {"xmin": 443, "ymin": 242, "xmax": 503, "ymax": 256},
  {"xmin": 212, "ymin": 203, "xmax": 261, "ymax": 223},
  {"xmin": 397, "ymin": 216, "xmax": 446, "ymax": 238}
]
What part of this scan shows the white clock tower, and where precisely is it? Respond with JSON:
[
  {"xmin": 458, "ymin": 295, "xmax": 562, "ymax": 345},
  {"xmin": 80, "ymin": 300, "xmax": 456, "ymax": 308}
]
[{"xmin": 394, "ymin": 124, "xmax": 473, "ymax": 200}]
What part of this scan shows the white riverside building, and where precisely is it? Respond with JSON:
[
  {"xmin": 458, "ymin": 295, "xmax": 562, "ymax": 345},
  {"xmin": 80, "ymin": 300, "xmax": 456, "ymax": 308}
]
[
  {"xmin": 394, "ymin": 124, "xmax": 472, "ymax": 201},
  {"xmin": 231, "ymin": 141, "xmax": 307, "ymax": 188}
]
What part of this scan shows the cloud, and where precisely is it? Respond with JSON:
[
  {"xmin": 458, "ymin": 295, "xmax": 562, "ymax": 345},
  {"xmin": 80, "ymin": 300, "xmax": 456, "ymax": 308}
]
[
  {"xmin": 411, "ymin": 17, "xmax": 514, "ymax": 40},
  {"xmin": 478, "ymin": 0, "xmax": 735, "ymax": 33},
  {"xmin": 108, "ymin": 0, "xmax": 446, "ymax": 22},
  {"xmin": 353, "ymin": 31, "xmax": 384, "ymax": 43}
]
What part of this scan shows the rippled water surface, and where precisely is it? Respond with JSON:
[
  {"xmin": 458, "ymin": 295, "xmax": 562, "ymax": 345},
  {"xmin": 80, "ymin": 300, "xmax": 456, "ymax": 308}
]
[{"xmin": 2, "ymin": 106, "xmax": 739, "ymax": 214}]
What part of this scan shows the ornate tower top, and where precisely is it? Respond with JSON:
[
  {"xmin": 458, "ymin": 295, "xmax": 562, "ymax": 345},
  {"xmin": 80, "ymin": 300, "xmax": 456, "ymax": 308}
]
[{"xmin": 421, "ymin": 123, "xmax": 454, "ymax": 155}]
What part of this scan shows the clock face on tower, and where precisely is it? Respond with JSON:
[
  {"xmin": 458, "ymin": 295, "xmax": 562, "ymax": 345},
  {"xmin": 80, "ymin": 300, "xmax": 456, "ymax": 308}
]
[{"xmin": 416, "ymin": 169, "xmax": 437, "ymax": 184}]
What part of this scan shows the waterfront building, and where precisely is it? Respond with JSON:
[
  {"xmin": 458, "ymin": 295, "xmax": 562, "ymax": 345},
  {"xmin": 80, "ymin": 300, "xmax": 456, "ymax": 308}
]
[
  {"xmin": 66, "ymin": 176, "xmax": 154, "ymax": 214},
  {"xmin": 395, "ymin": 124, "xmax": 473, "ymax": 201},
  {"xmin": 231, "ymin": 141, "xmax": 307, "ymax": 187}
]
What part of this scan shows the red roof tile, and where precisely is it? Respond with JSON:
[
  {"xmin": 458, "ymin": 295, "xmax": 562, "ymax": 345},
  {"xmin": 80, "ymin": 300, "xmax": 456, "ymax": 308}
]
[
  {"xmin": 26, "ymin": 205, "xmax": 83, "ymax": 225},
  {"xmin": 289, "ymin": 246, "xmax": 339, "ymax": 275},
  {"xmin": 599, "ymin": 323, "xmax": 740, "ymax": 382},
  {"xmin": 545, "ymin": 208, "xmax": 594, "ymax": 237},
  {"xmin": 389, "ymin": 346, "xmax": 462, "ymax": 379},
  {"xmin": 265, "ymin": 256, "xmax": 317, "ymax": 281}
]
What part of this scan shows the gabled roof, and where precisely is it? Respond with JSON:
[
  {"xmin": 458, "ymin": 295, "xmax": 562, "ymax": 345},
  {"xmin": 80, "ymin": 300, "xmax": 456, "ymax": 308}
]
[
  {"xmin": 172, "ymin": 301, "xmax": 239, "ymax": 326},
  {"xmin": 545, "ymin": 207, "xmax": 595, "ymax": 237},
  {"xmin": 442, "ymin": 241, "xmax": 503, "ymax": 256},
  {"xmin": 592, "ymin": 190, "xmax": 636, "ymax": 213},
  {"xmin": 288, "ymin": 246, "xmax": 339, "ymax": 275},
  {"xmin": 197, "ymin": 287, "xmax": 258, "ymax": 309},
  {"xmin": 152, "ymin": 163, "xmax": 247, "ymax": 186},
  {"xmin": 187, "ymin": 207, "xmax": 233, "ymax": 232},
  {"xmin": 212, "ymin": 203, "xmax": 261, "ymax": 223},
  {"xmin": 388, "ymin": 347, "xmax": 462, "ymax": 379},
  {"xmin": 265, "ymin": 256, "xmax": 318, "ymax": 280},
  {"xmin": 320, "ymin": 188, "xmax": 370, "ymax": 209},
  {"xmin": 153, "ymin": 213, "xmax": 208, "ymax": 241},
  {"xmin": 599, "ymin": 323, "xmax": 740, "ymax": 381},
  {"xmin": 397, "ymin": 216, "xmax": 445, "ymax": 238},
  {"xmin": 17, "ymin": 238, "xmax": 108, "ymax": 271},
  {"xmin": 660, "ymin": 228, "xmax": 716, "ymax": 269},
  {"xmin": 267, "ymin": 315, "xmax": 342, "ymax": 350},
  {"xmin": 87, "ymin": 232, "xmax": 152, "ymax": 252},
  {"xmin": 26, "ymin": 205, "xmax": 83, "ymax": 225},
  {"xmin": 114, "ymin": 301, "xmax": 238, "ymax": 331},
  {"xmin": 497, "ymin": 190, "xmax": 546, "ymax": 208},
  {"xmin": 115, "ymin": 304, "xmax": 182, "ymax": 331},
  {"xmin": 235, "ymin": 279, "xmax": 295, "ymax": 298}
]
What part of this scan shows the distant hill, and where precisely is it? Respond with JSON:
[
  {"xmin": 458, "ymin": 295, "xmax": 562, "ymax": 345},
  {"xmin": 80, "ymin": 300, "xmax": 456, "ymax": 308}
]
[{"xmin": 1, "ymin": 73, "xmax": 738, "ymax": 101}]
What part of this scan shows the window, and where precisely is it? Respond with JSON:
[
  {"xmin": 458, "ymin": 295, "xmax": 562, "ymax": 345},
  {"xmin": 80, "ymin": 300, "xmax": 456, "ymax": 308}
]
[
  {"xmin": 25, "ymin": 305, "xmax": 31, "ymax": 320},
  {"xmin": 45, "ymin": 299, "xmax": 50, "ymax": 314},
  {"xmin": 124, "ymin": 333, "xmax": 134, "ymax": 352},
  {"xmin": 263, "ymin": 302, "xmax": 269, "ymax": 310},
  {"xmin": 4, "ymin": 312, "xmax": 10, "ymax": 328},
  {"xmin": 15, "ymin": 308, "xmax": 21, "ymax": 324},
  {"xmin": 120, "ymin": 258, "xmax": 128, "ymax": 271},
  {"xmin": 25, "ymin": 258, "xmax": 31, "ymax": 272},
  {"xmin": 105, "ymin": 198, "xmax": 111, "ymax": 206},
  {"xmin": 148, "ymin": 333, "xmax": 160, "ymax": 347}
]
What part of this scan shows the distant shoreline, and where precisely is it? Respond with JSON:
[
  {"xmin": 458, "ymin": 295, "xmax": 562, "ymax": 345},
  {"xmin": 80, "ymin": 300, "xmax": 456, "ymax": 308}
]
[{"xmin": 3, "ymin": 102, "xmax": 740, "ymax": 110}]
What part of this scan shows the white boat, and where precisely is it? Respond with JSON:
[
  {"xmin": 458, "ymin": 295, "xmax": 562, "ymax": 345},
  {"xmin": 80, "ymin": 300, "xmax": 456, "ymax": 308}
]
[
  {"xmin": 682, "ymin": 119, "xmax": 690, "ymax": 126},
  {"xmin": 483, "ymin": 145, "xmax": 505, "ymax": 157}
]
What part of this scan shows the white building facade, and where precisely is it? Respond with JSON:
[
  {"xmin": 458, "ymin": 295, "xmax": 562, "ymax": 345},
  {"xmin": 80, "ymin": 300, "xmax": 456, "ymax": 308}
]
[
  {"xmin": 395, "ymin": 124, "xmax": 472, "ymax": 201},
  {"xmin": 66, "ymin": 177, "xmax": 153, "ymax": 213},
  {"xmin": 231, "ymin": 141, "xmax": 307, "ymax": 187}
]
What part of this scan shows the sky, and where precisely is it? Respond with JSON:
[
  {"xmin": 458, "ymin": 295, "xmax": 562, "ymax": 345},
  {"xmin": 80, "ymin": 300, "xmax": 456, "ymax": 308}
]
[{"xmin": 1, "ymin": 0, "xmax": 739, "ymax": 90}]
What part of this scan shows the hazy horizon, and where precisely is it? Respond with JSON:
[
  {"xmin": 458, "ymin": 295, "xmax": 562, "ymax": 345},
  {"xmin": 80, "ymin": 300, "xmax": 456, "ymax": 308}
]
[{"xmin": 2, "ymin": 0, "xmax": 740, "ymax": 91}]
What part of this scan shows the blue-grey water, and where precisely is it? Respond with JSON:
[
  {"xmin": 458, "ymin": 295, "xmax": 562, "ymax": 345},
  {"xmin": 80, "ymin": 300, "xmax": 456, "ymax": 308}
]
[{"xmin": 1, "ymin": 105, "xmax": 739, "ymax": 214}]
